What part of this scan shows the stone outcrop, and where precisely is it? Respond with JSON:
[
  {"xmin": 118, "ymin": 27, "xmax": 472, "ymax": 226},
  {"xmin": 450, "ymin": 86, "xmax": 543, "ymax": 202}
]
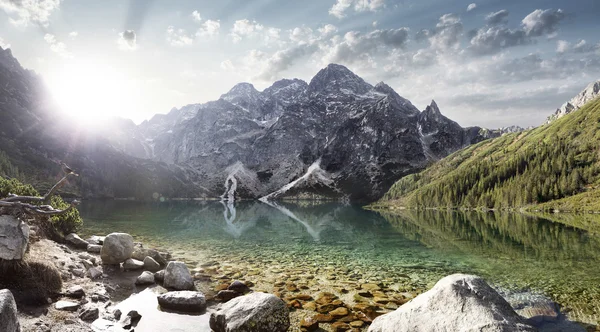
[
  {"xmin": 163, "ymin": 261, "xmax": 194, "ymax": 290},
  {"xmin": 65, "ymin": 233, "xmax": 89, "ymax": 249},
  {"xmin": 209, "ymin": 292, "xmax": 290, "ymax": 332},
  {"xmin": 0, "ymin": 289, "xmax": 20, "ymax": 332},
  {"xmin": 368, "ymin": 274, "xmax": 536, "ymax": 332},
  {"xmin": 0, "ymin": 215, "xmax": 29, "ymax": 260},
  {"xmin": 157, "ymin": 291, "xmax": 206, "ymax": 312},
  {"xmin": 100, "ymin": 233, "xmax": 134, "ymax": 265}
]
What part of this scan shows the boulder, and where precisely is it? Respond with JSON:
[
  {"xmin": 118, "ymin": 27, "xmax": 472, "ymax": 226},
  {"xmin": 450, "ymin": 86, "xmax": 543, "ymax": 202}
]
[
  {"xmin": 65, "ymin": 285, "xmax": 85, "ymax": 299},
  {"xmin": 209, "ymin": 292, "xmax": 290, "ymax": 332},
  {"xmin": 228, "ymin": 280, "xmax": 250, "ymax": 294},
  {"xmin": 368, "ymin": 274, "xmax": 536, "ymax": 332},
  {"xmin": 123, "ymin": 258, "xmax": 144, "ymax": 271},
  {"xmin": 65, "ymin": 233, "xmax": 89, "ymax": 249},
  {"xmin": 154, "ymin": 270, "xmax": 165, "ymax": 283},
  {"xmin": 157, "ymin": 291, "xmax": 206, "ymax": 312},
  {"xmin": 131, "ymin": 245, "xmax": 167, "ymax": 266},
  {"xmin": 100, "ymin": 233, "xmax": 134, "ymax": 265},
  {"xmin": 79, "ymin": 307, "xmax": 100, "ymax": 322},
  {"xmin": 0, "ymin": 289, "xmax": 20, "ymax": 332},
  {"xmin": 87, "ymin": 267, "xmax": 103, "ymax": 279},
  {"xmin": 55, "ymin": 300, "xmax": 80, "ymax": 311},
  {"xmin": 87, "ymin": 244, "xmax": 102, "ymax": 253},
  {"xmin": 135, "ymin": 271, "xmax": 155, "ymax": 285},
  {"xmin": 86, "ymin": 235, "xmax": 105, "ymax": 245},
  {"xmin": 0, "ymin": 215, "xmax": 29, "ymax": 260},
  {"xmin": 143, "ymin": 256, "xmax": 161, "ymax": 272},
  {"xmin": 163, "ymin": 261, "xmax": 194, "ymax": 290}
]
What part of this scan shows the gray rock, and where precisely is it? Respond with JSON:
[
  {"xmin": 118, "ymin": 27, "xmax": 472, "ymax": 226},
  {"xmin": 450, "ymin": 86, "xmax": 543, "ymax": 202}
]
[
  {"xmin": 163, "ymin": 261, "xmax": 194, "ymax": 290},
  {"xmin": 55, "ymin": 300, "xmax": 80, "ymax": 311},
  {"xmin": 143, "ymin": 256, "xmax": 161, "ymax": 272},
  {"xmin": 368, "ymin": 274, "xmax": 536, "ymax": 332},
  {"xmin": 65, "ymin": 285, "xmax": 85, "ymax": 299},
  {"xmin": 79, "ymin": 307, "xmax": 100, "ymax": 321},
  {"xmin": 87, "ymin": 244, "xmax": 102, "ymax": 253},
  {"xmin": 209, "ymin": 292, "xmax": 289, "ymax": 332},
  {"xmin": 87, "ymin": 267, "xmax": 103, "ymax": 279},
  {"xmin": 72, "ymin": 269, "xmax": 85, "ymax": 278},
  {"xmin": 131, "ymin": 245, "xmax": 167, "ymax": 266},
  {"xmin": 86, "ymin": 235, "xmax": 105, "ymax": 245},
  {"xmin": 0, "ymin": 289, "xmax": 20, "ymax": 332},
  {"xmin": 157, "ymin": 291, "xmax": 206, "ymax": 312},
  {"xmin": 65, "ymin": 233, "xmax": 89, "ymax": 249},
  {"xmin": 154, "ymin": 270, "xmax": 165, "ymax": 283},
  {"xmin": 135, "ymin": 271, "xmax": 155, "ymax": 285},
  {"xmin": 122, "ymin": 258, "xmax": 144, "ymax": 271},
  {"xmin": 228, "ymin": 280, "xmax": 250, "ymax": 294},
  {"xmin": 217, "ymin": 290, "xmax": 240, "ymax": 302},
  {"xmin": 0, "ymin": 215, "xmax": 29, "ymax": 260},
  {"xmin": 100, "ymin": 233, "xmax": 134, "ymax": 265},
  {"xmin": 81, "ymin": 259, "xmax": 94, "ymax": 269}
]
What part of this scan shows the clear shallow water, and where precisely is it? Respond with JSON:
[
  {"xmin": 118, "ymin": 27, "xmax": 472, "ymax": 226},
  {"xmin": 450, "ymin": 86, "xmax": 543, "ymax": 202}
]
[{"xmin": 79, "ymin": 200, "xmax": 600, "ymax": 325}]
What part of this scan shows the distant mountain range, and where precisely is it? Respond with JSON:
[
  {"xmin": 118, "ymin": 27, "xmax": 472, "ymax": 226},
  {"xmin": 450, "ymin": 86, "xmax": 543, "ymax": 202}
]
[{"xmin": 0, "ymin": 46, "xmax": 538, "ymax": 201}]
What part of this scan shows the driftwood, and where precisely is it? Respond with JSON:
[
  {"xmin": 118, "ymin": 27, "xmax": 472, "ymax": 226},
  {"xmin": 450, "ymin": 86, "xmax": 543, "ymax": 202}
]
[{"xmin": 0, "ymin": 174, "xmax": 79, "ymax": 216}]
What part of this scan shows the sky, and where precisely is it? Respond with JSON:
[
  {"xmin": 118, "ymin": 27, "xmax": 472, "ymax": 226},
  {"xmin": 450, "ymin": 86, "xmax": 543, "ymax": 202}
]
[{"xmin": 0, "ymin": 0, "xmax": 599, "ymax": 128}]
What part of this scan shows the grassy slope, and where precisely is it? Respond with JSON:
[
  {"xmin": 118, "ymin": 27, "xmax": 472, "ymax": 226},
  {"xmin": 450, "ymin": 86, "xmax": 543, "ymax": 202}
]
[{"xmin": 376, "ymin": 97, "xmax": 600, "ymax": 211}]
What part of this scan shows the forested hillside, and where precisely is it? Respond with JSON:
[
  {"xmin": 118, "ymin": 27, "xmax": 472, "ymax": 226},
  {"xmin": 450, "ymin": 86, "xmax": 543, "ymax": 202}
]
[{"xmin": 379, "ymin": 97, "xmax": 600, "ymax": 211}]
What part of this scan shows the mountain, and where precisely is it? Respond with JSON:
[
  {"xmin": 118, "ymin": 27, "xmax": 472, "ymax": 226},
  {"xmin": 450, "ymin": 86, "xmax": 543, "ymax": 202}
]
[
  {"xmin": 546, "ymin": 80, "xmax": 600, "ymax": 124},
  {"xmin": 119, "ymin": 63, "xmax": 501, "ymax": 202},
  {"xmin": 377, "ymin": 84, "xmax": 600, "ymax": 210},
  {"xmin": 0, "ymin": 46, "xmax": 203, "ymax": 199}
]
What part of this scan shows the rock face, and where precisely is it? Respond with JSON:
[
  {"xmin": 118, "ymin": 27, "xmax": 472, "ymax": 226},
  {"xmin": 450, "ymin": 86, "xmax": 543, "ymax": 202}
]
[
  {"xmin": 126, "ymin": 64, "xmax": 499, "ymax": 202},
  {"xmin": 163, "ymin": 261, "xmax": 194, "ymax": 290},
  {"xmin": 100, "ymin": 233, "xmax": 134, "ymax": 265},
  {"xmin": 368, "ymin": 274, "xmax": 536, "ymax": 332},
  {"xmin": 547, "ymin": 80, "xmax": 600, "ymax": 124},
  {"xmin": 209, "ymin": 292, "xmax": 290, "ymax": 332},
  {"xmin": 0, "ymin": 289, "xmax": 20, "ymax": 332},
  {"xmin": 157, "ymin": 291, "xmax": 206, "ymax": 312},
  {"xmin": 0, "ymin": 215, "xmax": 29, "ymax": 260}
]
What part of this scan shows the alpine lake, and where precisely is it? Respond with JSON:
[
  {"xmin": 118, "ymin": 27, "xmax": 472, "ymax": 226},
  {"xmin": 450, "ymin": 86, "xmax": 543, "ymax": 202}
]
[{"xmin": 79, "ymin": 200, "xmax": 600, "ymax": 327}]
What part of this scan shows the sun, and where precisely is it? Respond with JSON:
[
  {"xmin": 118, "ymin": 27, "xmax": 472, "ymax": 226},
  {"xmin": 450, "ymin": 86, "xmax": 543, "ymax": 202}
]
[{"xmin": 46, "ymin": 60, "xmax": 138, "ymax": 124}]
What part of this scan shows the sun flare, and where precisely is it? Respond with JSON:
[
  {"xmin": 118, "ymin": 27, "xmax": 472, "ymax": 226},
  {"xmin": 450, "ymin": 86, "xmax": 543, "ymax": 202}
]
[{"xmin": 47, "ymin": 61, "xmax": 138, "ymax": 124}]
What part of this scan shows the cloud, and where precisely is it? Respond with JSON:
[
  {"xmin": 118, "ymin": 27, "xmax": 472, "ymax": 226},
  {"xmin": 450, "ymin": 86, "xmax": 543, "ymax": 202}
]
[
  {"xmin": 485, "ymin": 10, "xmax": 509, "ymax": 25},
  {"xmin": 467, "ymin": 3, "xmax": 477, "ymax": 12},
  {"xmin": 0, "ymin": 0, "xmax": 61, "ymax": 27},
  {"xmin": 325, "ymin": 28, "xmax": 410, "ymax": 64},
  {"xmin": 556, "ymin": 40, "xmax": 570, "ymax": 53},
  {"xmin": 191, "ymin": 10, "xmax": 201, "ymax": 22},
  {"xmin": 0, "ymin": 36, "xmax": 10, "ymax": 49},
  {"xmin": 118, "ymin": 30, "xmax": 137, "ymax": 51},
  {"xmin": 230, "ymin": 19, "xmax": 264, "ymax": 43},
  {"xmin": 329, "ymin": 0, "xmax": 385, "ymax": 18},
  {"xmin": 196, "ymin": 19, "xmax": 220, "ymax": 37},
  {"xmin": 220, "ymin": 59, "xmax": 235, "ymax": 71},
  {"xmin": 255, "ymin": 43, "xmax": 319, "ymax": 81},
  {"xmin": 572, "ymin": 39, "xmax": 600, "ymax": 53},
  {"xmin": 68, "ymin": 31, "xmax": 78, "ymax": 39},
  {"xmin": 521, "ymin": 9, "xmax": 565, "ymax": 37},
  {"xmin": 318, "ymin": 24, "xmax": 338, "ymax": 38},
  {"xmin": 166, "ymin": 26, "xmax": 194, "ymax": 46},
  {"xmin": 44, "ymin": 33, "xmax": 72, "ymax": 58},
  {"xmin": 429, "ymin": 13, "xmax": 463, "ymax": 51},
  {"xmin": 468, "ymin": 26, "xmax": 528, "ymax": 55}
]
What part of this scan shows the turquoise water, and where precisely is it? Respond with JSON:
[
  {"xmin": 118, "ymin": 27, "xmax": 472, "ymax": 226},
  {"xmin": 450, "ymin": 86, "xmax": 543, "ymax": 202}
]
[{"xmin": 79, "ymin": 200, "xmax": 600, "ymax": 325}]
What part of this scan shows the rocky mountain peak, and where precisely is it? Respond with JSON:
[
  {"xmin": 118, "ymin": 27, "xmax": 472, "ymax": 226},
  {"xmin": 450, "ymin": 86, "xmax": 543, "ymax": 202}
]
[
  {"xmin": 220, "ymin": 83, "xmax": 260, "ymax": 102},
  {"xmin": 308, "ymin": 63, "xmax": 372, "ymax": 95},
  {"xmin": 263, "ymin": 78, "xmax": 308, "ymax": 97},
  {"xmin": 0, "ymin": 47, "xmax": 24, "ymax": 73},
  {"xmin": 424, "ymin": 100, "xmax": 441, "ymax": 116},
  {"xmin": 373, "ymin": 81, "xmax": 420, "ymax": 116},
  {"xmin": 546, "ymin": 79, "xmax": 600, "ymax": 124}
]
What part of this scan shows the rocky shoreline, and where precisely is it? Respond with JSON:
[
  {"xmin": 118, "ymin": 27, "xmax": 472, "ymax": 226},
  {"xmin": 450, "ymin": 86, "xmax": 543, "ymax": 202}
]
[{"xmin": 1, "ymin": 228, "xmax": 594, "ymax": 332}]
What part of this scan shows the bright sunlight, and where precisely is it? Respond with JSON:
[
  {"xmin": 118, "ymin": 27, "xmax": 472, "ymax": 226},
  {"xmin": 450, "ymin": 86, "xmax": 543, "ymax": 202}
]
[{"xmin": 46, "ymin": 61, "xmax": 139, "ymax": 124}]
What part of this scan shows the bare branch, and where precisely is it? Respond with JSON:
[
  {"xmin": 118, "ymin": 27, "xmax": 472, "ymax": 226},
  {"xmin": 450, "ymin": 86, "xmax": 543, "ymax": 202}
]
[
  {"xmin": 43, "ymin": 175, "xmax": 71, "ymax": 204},
  {"xmin": 2, "ymin": 174, "xmax": 74, "ymax": 204},
  {"xmin": 0, "ymin": 200, "xmax": 79, "ymax": 216}
]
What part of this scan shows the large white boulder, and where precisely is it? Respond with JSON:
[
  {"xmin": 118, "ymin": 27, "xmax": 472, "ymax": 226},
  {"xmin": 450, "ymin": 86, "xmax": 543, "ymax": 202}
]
[
  {"xmin": 0, "ymin": 289, "xmax": 20, "ymax": 332},
  {"xmin": 163, "ymin": 261, "xmax": 194, "ymax": 290},
  {"xmin": 209, "ymin": 292, "xmax": 289, "ymax": 332},
  {"xmin": 157, "ymin": 291, "xmax": 206, "ymax": 312},
  {"xmin": 100, "ymin": 233, "xmax": 134, "ymax": 265},
  {"xmin": 0, "ymin": 215, "xmax": 29, "ymax": 260},
  {"xmin": 368, "ymin": 274, "xmax": 536, "ymax": 332}
]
